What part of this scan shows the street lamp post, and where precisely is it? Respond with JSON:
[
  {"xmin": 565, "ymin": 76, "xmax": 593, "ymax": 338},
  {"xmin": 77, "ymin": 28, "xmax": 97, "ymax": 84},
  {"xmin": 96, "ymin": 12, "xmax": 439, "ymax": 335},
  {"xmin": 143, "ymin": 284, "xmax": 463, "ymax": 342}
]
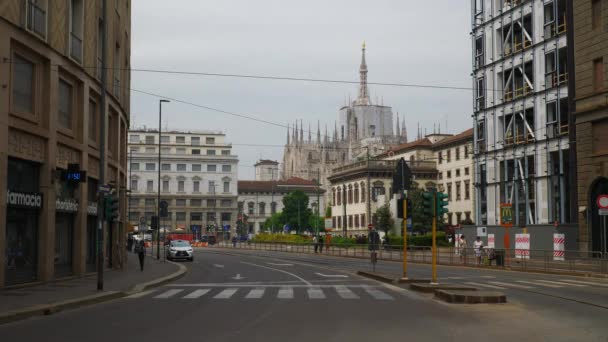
[
  {"xmin": 269, "ymin": 167, "xmax": 275, "ymax": 233},
  {"xmin": 157, "ymin": 99, "xmax": 170, "ymax": 260}
]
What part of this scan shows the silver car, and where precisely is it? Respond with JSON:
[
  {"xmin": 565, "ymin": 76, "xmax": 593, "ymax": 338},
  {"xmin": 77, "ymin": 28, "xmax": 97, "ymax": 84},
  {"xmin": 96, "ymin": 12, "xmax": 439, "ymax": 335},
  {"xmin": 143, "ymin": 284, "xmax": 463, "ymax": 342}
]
[{"xmin": 166, "ymin": 240, "xmax": 194, "ymax": 261}]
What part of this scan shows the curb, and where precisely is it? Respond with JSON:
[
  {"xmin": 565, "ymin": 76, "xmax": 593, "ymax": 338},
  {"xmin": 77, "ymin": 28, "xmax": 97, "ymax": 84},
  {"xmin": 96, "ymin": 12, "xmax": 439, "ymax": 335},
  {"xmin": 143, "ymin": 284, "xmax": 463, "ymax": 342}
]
[
  {"xmin": 0, "ymin": 260, "xmax": 188, "ymax": 325},
  {"xmin": 434, "ymin": 289, "xmax": 506, "ymax": 304},
  {"xmin": 410, "ymin": 283, "xmax": 477, "ymax": 293},
  {"xmin": 356, "ymin": 271, "xmax": 397, "ymax": 284}
]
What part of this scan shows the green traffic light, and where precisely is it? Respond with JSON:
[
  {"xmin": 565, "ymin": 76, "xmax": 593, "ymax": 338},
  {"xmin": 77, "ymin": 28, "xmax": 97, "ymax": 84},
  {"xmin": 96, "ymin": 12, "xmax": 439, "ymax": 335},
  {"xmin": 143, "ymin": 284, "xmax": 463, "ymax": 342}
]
[
  {"xmin": 422, "ymin": 192, "xmax": 435, "ymax": 217},
  {"xmin": 436, "ymin": 192, "xmax": 449, "ymax": 216}
]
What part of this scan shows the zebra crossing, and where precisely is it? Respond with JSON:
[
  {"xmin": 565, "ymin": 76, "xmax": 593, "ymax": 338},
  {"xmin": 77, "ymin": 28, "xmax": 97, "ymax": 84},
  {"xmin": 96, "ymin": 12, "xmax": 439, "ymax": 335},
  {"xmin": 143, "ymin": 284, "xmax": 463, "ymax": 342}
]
[
  {"xmin": 133, "ymin": 285, "xmax": 395, "ymax": 301},
  {"xmin": 450, "ymin": 277, "xmax": 608, "ymax": 291}
]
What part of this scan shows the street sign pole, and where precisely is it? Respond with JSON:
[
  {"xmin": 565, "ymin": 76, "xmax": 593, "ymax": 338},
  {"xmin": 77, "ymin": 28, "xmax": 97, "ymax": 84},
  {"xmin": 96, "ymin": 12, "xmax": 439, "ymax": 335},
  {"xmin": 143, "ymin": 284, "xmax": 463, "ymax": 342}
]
[
  {"xmin": 402, "ymin": 195, "xmax": 408, "ymax": 279},
  {"xmin": 431, "ymin": 190, "xmax": 438, "ymax": 285}
]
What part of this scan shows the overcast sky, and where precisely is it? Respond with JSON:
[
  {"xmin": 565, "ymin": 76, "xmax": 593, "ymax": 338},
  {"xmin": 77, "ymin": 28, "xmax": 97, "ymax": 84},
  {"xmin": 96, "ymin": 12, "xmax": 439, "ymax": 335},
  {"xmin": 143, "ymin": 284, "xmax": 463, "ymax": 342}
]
[{"xmin": 131, "ymin": 0, "xmax": 472, "ymax": 179}]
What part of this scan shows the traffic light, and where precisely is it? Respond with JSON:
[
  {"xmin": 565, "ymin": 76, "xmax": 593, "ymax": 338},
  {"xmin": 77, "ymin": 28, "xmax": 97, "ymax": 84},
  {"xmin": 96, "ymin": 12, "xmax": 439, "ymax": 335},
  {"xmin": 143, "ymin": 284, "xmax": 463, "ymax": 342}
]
[
  {"xmin": 397, "ymin": 197, "xmax": 413, "ymax": 219},
  {"xmin": 104, "ymin": 195, "xmax": 119, "ymax": 222},
  {"xmin": 436, "ymin": 192, "xmax": 449, "ymax": 218},
  {"xmin": 159, "ymin": 201, "xmax": 168, "ymax": 218},
  {"xmin": 422, "ymin": 192, "xmax": 435, "ymax": 217}
]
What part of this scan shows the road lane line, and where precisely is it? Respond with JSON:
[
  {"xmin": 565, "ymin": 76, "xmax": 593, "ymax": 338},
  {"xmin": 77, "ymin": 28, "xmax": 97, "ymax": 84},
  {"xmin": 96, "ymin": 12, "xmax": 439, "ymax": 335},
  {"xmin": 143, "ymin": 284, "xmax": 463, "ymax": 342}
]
[
  {"xmin": 182, "ymin": 289, "xmax": 211, "ymax": 299},
  {"xmin": 536, "ymin": 280, "xmax": 587, "ymax": 287},
  {"xmin": 480, "ymin": 276, "xmax": 497, "ymax": 279},
  {"xmin": 240, "ymin": 261, "xmax": 312, "ymax": 285},
  {"xmin": 315, "ymin": 272, "xmax": 348, "ymax": 278},
  {"xmin": 363, "ymin": 286, "xmax": 394, "ymax": 300},
  {"xmin": 307, "ymin": 287, "xmax": 326, "ymax": 299},
  {"xmin": 125, "ymin": 289, "xmax": 157, "ymax": 298},
  {"xmin": 335, "ymin": 285, "xmax": 359, "ymax": 299},
  {"xmin": 277, "ymin": 287, "xmax": 294, "ymax": 299},
  {"xmin": 214, "ymin": 288, "xmax": 238, "ymax": 299},
  {"xmin": 267, "ymin": 263, "xmax": 293, "ymax": 266},
  {"xmin": 154, "ymin": 289, "xmax": 184, "ymax": 299},
  {"xmin": 558, "ymin": 279, "xmax": 608, "ymax": 287},
  {"xmin": 465, "ymin": 282, "xmax": 506, "ymax": 290},
  {"xmin": 517, "ymin": 280, "xmax": 562, "ymax": 288},
  {"xmin": 488, "ymin": 281, "xmax": 534, "ymax": 289},
  {"xmin": 245, "ymin": 288, "xmax": 265, "ymax": 299},
  {"xmin": 446, "ymin": 276, "xmax": 464, "ymax": 280}
]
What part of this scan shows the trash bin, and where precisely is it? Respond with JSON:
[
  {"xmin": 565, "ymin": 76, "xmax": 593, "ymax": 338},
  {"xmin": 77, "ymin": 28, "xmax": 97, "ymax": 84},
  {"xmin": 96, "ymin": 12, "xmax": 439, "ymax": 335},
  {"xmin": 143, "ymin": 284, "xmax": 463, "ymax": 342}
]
[{"xmin": 495, "ymin": 250, "xmax": 505, "ymax": 266}]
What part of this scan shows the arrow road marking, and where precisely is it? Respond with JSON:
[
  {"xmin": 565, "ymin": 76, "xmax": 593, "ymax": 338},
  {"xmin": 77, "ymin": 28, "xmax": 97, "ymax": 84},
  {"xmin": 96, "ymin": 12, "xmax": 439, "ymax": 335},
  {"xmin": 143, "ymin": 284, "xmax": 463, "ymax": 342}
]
[
  {"xmin": 213, "ymin": 264, "xmax": 224, "ymax": 268},
  {"xmin": 232, "ymin": 274, "xmax": 246, "ymax": 280},
  {"xmin": 315, "ymin": 272, "xmax": 348, "ymax": 278}
]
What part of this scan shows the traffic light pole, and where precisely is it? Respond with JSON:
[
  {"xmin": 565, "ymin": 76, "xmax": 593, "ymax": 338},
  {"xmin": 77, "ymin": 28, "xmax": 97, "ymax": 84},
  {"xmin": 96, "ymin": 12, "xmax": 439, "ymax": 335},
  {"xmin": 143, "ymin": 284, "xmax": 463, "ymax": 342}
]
[
  {"xmin": 431, "ymin": 191, "xmax": 438, "ymax": 285},
  {"xmin": 402, "ymin": 196, "xmax": 408, "ymax": 279}
]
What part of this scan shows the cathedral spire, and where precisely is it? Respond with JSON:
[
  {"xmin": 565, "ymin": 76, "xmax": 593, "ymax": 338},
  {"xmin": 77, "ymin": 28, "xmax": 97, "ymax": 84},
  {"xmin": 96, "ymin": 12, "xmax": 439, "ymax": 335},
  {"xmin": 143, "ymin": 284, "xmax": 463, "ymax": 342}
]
[
  {"xmin": 294, "ymin": 121, "xmax": 298, "ymax": 144},
  {"xmin": 317, "ymin": 120, "xmax": 321, "ymax": 144},
  {"xmin": 333, "ymin": 122, "xmax": 338, "ymax": 142},
  {"xmin": 395, "ymin": 112, "xmax": 401, "ymax": 136},
  {"xmin": 356, "ymin": 41, "xmax": 370, "ymax": 106},
  {"xmin": 402, "ymin": 119, "xmax": 407, "ymax": 142},
  {"xmin": 287, "ymin": 123, "xmax": 290, "ymax": 145},
  {"xmin": 308, "ymin": 122, "xmax": 311, "ymax": 143},
  {"xmin": 299, "ymin": 119, "xmax": 303, "ymax": 143},
  {"xmin": 324, "ymin": 124, "xmax": 329, "ymax": 145}
]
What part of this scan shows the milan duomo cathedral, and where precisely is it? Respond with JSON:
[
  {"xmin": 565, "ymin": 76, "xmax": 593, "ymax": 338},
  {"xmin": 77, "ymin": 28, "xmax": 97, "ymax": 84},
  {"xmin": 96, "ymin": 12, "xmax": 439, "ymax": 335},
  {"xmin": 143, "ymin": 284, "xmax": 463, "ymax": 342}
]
[{"xmin": 281, "ymin": 42, "xmax": 408, "ymax": 197}]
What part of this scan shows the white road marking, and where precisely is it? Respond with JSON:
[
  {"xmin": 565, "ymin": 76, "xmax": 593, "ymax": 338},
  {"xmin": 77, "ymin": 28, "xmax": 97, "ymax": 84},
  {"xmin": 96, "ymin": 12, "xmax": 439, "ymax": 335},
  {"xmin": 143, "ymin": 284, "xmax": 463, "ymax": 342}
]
[
  {"xmin": 245, "ymin": 288, "xmax": 265, "ymax": 299},
  {"xmin": 154, "ymin": 289, "xmax": 184, "ymax": 299},
  {"xmin": 277, "ymin": 287, "xmax": 294, "ymax": 299},
  {"xmin": 488, "ymin": 281, "xmax": 534, "ymax": 289},
  {"xmin": 558, "ymin": 279, "xmax": 608, "ymax": 287},
  {"xmin": 232, "ymin": 274, "xmax": 246, "ymax": 280},
  {"xmin": 535, "ymin": 280, "xmax": 587, "ymax": 287},
  {"xmin": 446, "ymin": 276, "xmax": 464, "ymax": 280},
  {"xmin": 214, "ymin": 288, "xmax": 238, "ymax": 299},
  {"xmin": 363, "ymin": 286, "xmax": 394, "ymax": 300},
  {"xmin": 465, "ymin": 282, "xmax": 506, "ymax": 290},
  {"xmin": 315, "ymin": 272, "xmax": 348, "ymax": 278},
  {"xmin": 267, "ymin": 263, "xmax": 293, "ymax": 266},
  {"xmin": 241, "ymin": 261, "xmax": 312, "ymax": 285},
  {"xmin": 335, "ymin": 285, "xmax": 359, "ymax": 299},
  {"xmin": 480, "ymin": 276, "xmax": 497, "ymax": 279},
  {"xmin": 125, "ymin": 289, "xmax": 157, "ymax": 298},
  {"xmin": 182, "ymin": 289, "xmax": 211, "ymax": 299},
  {"xmin": 213, "ymin": 264, "xmax": 224, "ymax": 268},
  {"xmin": 517, "ymin": 280, "xmax": 562, "ymax": 288},
  {"xmin": 307, "ymin": 287, "xmax": 326, "ymax": 299}
]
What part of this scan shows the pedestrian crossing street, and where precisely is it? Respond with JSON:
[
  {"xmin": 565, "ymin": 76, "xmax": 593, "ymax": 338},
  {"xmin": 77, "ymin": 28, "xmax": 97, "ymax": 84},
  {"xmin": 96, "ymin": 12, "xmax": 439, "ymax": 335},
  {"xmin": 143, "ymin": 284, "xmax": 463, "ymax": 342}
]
[
  {"xmin": 129, "ymin": 285, "xmax": 395, "ymax": 301},
  {"xmin": 443, "ymin": 277, "xmax": 608, "ymax": 290}
]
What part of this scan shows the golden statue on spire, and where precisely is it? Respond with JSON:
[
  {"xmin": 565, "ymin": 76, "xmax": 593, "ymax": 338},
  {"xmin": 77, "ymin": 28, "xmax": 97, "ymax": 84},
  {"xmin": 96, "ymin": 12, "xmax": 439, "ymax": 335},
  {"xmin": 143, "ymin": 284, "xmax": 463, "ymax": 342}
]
[{"xmin": 362, "ymin": 40, "xmax": 366, "ymax": 49}]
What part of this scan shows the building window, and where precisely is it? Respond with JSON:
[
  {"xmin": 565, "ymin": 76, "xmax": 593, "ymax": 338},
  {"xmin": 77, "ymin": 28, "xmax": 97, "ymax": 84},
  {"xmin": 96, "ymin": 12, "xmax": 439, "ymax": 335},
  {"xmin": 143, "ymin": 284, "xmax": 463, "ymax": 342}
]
[
  {"xmin": 438, "ymin": 172, "xmax": 443, "ymax": 180},
  {"xmin": 162, "ymin": 163, "xmax": 171, "ymax": 171},
  {"xmin": 221, "ymin": 200, "xmax": 231, "ymax": 208},
  {"xmin": 348, "ymin": 185, "xmax": 353, "ymax": 204},
  {"xmin": 145, "ymin": 198, "xmax": 155, "ymax": 206},
  {"xmin": 191, "ymin": 199, "xmax": 202, "ymax": 207},
  {"xmin": 175, "ymin": 136, "xmax": 185, "ymax": 144},
  {"xmin": 145, "ymin": 163, "xmax": 155, "ymax": 171},
  {"xmin": 88, "ymin": 98, "xmax": 98, "ymax": 143},
  {"xmin": 208, "ymin": 165, "xmax": 217, "ymax": 172},
  {"xmin": 147, "ymin": 180, "xmax": 154, "ymax": 192},
  {"xmin": 271, "ymin": 202, "xmax": 277, "ymax": 214},
  {"xmin": 145, "ymin": 136, "xmax": 155, "ymax": 144},
  {"xmin": 206, "ymin": 212, "xmax": 216, "ymax": 223},
  {"xmin": 191, "ymin": 213, "xmax": 202, "ymax": 221},
  {"xmin": 162, "ymin": 180, "xmax": 169, "ymax": 192},
  {"xmin": 206, "ymin": 137, "xmax": 215, "ymax": 144},
  {"xmin": 69, "ymin": 0, "xmax": 83, "ymax": 62},
  {"xmin": 160, "ymin": 135, "xmax": 170, "ymax": 143},
  {"xmin": 354, "ymin": 184, "xmax": 359, "ymax": 203},
  {"xmin": 130, "ymin": 163, "xmax": 139, "ymax": 171},
  {"xmin": 207, "ymin": 199, "xmax": 217, "ymax": 208},
  {"xmin": 145, "ymin": 147, "xmax": 155, "ymax": 153},
  {"xmin": 192, "ymin": 149, "xmax": 200, "ymax": 155},
  {"xmin": 348, "ymin": 215, "xmax": 353, "ymax": 228},
  {"xmin": 259, "ymin": 203, "xmax": 266, "ymax": 216},
  {"xmin": 456, "ymin": 169, "xmax": 460, "ymax": 177},
  {"xmin": 129, "ymin": 135, "xmax": 139, "ymax": 143},
  {"xmin": 361, "ymin": 183, "xmax": 366, "ymax": 203},
  {"xmin": 176, "ymin": 199, "xmax": 186, "ymax": 206},
  {"xmin": 176, "ymin": 212, "xmax": 186, "ymax": 221},
  {"xmin": 223, "ymin": 181, "xmax": 230, "ymax": 193},
  {"xmin": 130, "ymin": 179, "xmax": 138, "ymax": 191},
  {"xmin": 191, "ymin": 137, "xmax": 200, "ymax": 146},
  {"xmin": 193, "ymin": 181, "xmax": 200, "ymax": 193},
  {"xmin": 208, "ymin": 181, "xmax": 215, "ymax": 193},
  {"xmin": 332, "ymin": 189, "xmax": 336, "ymax": 206},
  {"xmin": 337, "ymin": 189, "xmax": 342, "ymax": 205},
  {"xmin": 176, "ymin": 148, "xmax": 186, "ymax": 154},
  {"xmin": 465, "ymin": 180, "xmax": 470, "ymax": 200},
  {"xmin": 475, "ymin": 34, "xmax": 484, "ymax": 68},
  {"xmin": 178, "ymin": 180, "xmax": 185, "ymax": 192},
  {"xmin": 177, "ymin": 164, "xmax": 187, "ymax": 171},
  {"xmin": 222, "ymin": 165, "xmax": 231, "ymax": 172},
  {"xmin": 448, "ymin": 213, "xmax": 453, "ymax": 225},
  {"xmin": 476, "ymin": 77, "xmax": 485, "ymax": 110},
  {"xmin": 446, "ymin": 149, "xmax": 451, "ymax": 162},
  {"xmin": 592, "ymin": 0, "xmax": 602, "ymax": 30},
  {"xmin": 447, "ymin": 183, "xmax": 452, "ymax": 201},
  {"xmin": 207, "ymin": 150, "xmax": 216, "ymax": 156},
  {"xmin": 248, "ymin": 202, "xmax": 254, "ymax": 215},
  {"xmin": 222, "ymin": 150, "xmax": 230, "ymax": 156},
  {"xmin": 355, "ymin": 215, "xmax": 360, "ymax": 227},
  {"xmin": 337, "ymin": 216, "xmax": 342, "ymax": 229},
  {"xmin": 332, "ymin": 217, "xmax": 336, "ymax": 228},
  {"xmin": 455, "ymin": 147, "xmax": 460, "ymax": 160},
  {"xmin": 465, "ymin": 167, "xmax": 470, "ymax": 176},
  {"xmin": 456, "ymin": 181, "xmax": 461, "ymax": 201},
  {"xmin": 129, "ymin": 198, "xmax": 139, "ymax": 207},
  {"xmin": 594, "ymin": 58, "xmax": 604, "ymax": 92},
  {"xmin": 58, "ymin": 79, "xmax": 73, "ymax": 130},
  {"xmin": 192, "ymin": 164, "xmax": 201, "ymax": 172},
  {"xmin": 360, "ymin": 214, "xmax": 366, "ymax": 227},
  {"xmin": 447, "ymin": 171, "xmax": 452, "ymax": 179},
  {"xmin": 12, "ymin": 54, "xmax": 36, "ymax": 115},
  {"xmin": 464, "ymin": 145, "xmax": 468, "ymax": 158},
  {"xmin": 26, "ymin": 0, "xmax": 47, "ymax": 39},
  {"xmin": 438, "ymin": 151, "xmax": 442, "ymax": 164}
]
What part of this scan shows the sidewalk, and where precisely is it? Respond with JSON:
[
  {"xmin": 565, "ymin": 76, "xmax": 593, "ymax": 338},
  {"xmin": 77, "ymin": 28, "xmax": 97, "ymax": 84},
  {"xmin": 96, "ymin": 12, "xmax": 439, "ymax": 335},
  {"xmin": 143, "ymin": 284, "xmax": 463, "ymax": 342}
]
[{"xmin": 0, "ymin": 252, "xmax": 186, "ymax": 324}]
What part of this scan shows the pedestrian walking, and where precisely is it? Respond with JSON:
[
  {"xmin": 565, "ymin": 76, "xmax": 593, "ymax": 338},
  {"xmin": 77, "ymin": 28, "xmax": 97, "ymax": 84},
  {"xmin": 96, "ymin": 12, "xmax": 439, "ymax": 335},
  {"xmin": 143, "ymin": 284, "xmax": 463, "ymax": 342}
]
[
  {"xmin": 318, "ymin": 235, "xmax": 324, "ymax": 253},
  {"xmin": 474, "ymin": 236, "xmax": 484, "ymax": 265},
  {"xmin": 459, "ymin": 235, "xmax": 467, "ymax": 263},
  {"xmin": 135, "ymin": 240, "xmax": 145, "ymax": 271},
  {"xmin": 232, "ymin": 235, "xmax": 238, "ymax": 247},
  {"xmin": 313, "ymin": 235, "xmax": 318, "ymax": 253}
]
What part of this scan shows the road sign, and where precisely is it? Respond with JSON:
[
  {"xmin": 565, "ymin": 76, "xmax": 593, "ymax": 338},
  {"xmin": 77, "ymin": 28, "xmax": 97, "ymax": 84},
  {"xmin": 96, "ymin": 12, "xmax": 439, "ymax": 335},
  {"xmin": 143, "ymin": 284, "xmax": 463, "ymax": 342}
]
[
  {"xmin": 368, "ymin": 223, "xmax": 373, "ymax": 230},
  {"xmin": 598, "ymin": 195, "xmax": 608, "ymax": 209},
  {"xmin": 406, "ymin": 218, "xmax": 412, "ymax": 229},
  {"xmin": 599, "ymin": 209, "xmax": 608, "ymax": 216},
  {"xmin": 159, "ymin": 200, "xmax": 169, "ymax": 217},
  {"xmin": 324, "ymin": 218, "xmax": 332, "ymax": 229},
  {"xmin": 500, "ymin": 203, "xmax": 513, "ymax": 227},
  {"xmin": 98, "ymin": 184, "xmax": 111, "ymax": 194}
]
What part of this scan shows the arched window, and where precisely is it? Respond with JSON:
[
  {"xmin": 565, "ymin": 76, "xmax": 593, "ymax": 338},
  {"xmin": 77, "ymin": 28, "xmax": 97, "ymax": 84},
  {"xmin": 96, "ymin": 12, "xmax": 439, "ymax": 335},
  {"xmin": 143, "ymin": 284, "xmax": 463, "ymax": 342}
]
[
  {"xmin": 247, "ymin": 202, "xmax": 255, "ymax": 215},
  {"xmin": 337, "ymin": 188, "xmax": 342, "ymax": 205},
  {"xmin": 354, "ymin": 184, "xmax": 359, "ymax": 203},
  {"xmin": 332, "ymin": 188, "xmax": 336, "ymax": 206},
  {"xmin": 360, "ymin": 182, "xmax": 366, "ymax": 203},
  {"xmin": 259, "ymin": 202, "xmax": 266, "ymax": 216},
  {"xmin": 348, "ymin": 185, "xmax": 353, "ymax": 204}
]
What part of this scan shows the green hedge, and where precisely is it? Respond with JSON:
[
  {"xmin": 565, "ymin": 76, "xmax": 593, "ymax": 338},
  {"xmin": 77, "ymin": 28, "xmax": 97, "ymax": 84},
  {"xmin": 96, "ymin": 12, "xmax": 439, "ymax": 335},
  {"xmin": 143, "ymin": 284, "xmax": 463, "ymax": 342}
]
[{"xmin": 251, "ymin": 233, "xmax": 311, "ymax": 244}]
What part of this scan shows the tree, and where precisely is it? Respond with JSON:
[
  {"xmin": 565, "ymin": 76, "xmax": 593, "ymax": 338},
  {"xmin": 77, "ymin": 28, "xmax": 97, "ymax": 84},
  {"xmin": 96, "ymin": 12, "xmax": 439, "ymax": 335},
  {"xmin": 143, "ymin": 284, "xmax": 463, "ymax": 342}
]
[
  {"xmin": 263, "ymin": 213, "xmax": 283, "ymax": 232},
  {"xmin": 308, "ymin": 215, "xmax": 325, "ymax": 235},
  {"xmin": 325, "ymin": 206, "xmax": 332, "ymax": 218},
  {"xmin": 281, "ymin": 190, "xmax": 312, "ymax": 233},
  {"xmin": 375, "ymin": 203, "xmax": 395, "ymax": 235}
]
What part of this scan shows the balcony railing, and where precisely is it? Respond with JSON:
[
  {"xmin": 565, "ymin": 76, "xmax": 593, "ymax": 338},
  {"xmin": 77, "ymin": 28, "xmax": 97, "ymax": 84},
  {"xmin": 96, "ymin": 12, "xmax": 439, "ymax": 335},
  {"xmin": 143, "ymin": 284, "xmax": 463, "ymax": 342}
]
[
  {"xmin": 70, "ymin": 32, "xmax": 83, "ymax": 63},
  {"xmin": 27, "ymin": 1, "xmax": 46, "ymax": 39}
]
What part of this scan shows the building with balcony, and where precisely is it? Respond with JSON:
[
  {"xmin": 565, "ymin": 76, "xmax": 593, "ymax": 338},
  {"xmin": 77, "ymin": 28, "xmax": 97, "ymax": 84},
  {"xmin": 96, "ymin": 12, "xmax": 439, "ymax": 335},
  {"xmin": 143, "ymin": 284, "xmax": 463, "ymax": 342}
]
[
  {"xmin": 127, "ymin": 129, "xmax": 239, "ymax": 237},
  {"xmin": 0, "ymin": 0, "xmax": 131, "ymax": 288},
  {"xmin": 471, "ymin": 0, "xmax": 576, "ymax": 239}
]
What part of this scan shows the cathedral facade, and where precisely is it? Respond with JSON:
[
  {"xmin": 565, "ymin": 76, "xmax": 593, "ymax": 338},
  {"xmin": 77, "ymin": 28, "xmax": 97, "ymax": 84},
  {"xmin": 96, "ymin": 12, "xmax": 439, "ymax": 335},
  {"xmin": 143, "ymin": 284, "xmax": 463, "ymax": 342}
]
[{"xmin": 281, "ymin": 43, "xmax": 407, "ymax": 207}]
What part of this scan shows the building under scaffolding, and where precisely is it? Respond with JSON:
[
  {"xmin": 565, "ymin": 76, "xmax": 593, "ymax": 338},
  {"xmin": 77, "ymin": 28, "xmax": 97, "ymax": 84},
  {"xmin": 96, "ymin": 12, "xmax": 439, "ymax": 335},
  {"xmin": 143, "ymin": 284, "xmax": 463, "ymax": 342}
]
[{"xmin": 471, "ymin": 0, "xmax": 577, "ymax": 249}]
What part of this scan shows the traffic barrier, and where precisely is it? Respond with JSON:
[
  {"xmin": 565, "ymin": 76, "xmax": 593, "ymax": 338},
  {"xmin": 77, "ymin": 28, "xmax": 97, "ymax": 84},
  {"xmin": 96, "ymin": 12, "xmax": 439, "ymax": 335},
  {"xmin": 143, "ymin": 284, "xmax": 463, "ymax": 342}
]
[
  {"xmin": 488, "ymin": 234, "xmax": 495, "ymax": 249},
  {"xmin": 515, "ymin": 234, "xmax": 530, "ymax": 260},
  {"xmin": 553, "ymin": 234, "xmax": 565, "ymax": 261}
]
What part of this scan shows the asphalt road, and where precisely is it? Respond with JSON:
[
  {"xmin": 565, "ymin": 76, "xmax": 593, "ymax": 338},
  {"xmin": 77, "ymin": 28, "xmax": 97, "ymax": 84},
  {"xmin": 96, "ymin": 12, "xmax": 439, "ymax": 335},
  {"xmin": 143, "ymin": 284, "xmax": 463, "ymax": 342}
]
[{"xmin": 1, "ymin": 248, "xmax": 607, "ymax": 342}]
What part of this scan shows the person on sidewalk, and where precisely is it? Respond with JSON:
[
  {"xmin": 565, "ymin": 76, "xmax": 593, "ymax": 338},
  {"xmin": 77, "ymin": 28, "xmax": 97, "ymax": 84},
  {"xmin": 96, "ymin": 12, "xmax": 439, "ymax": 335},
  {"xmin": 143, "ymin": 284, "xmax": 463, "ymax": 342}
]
[
  {"xmin": 313, "ymin": 235, "xmax": 318, "ymax": 253},
  {"xmin": 459, "ymin": 235, "xmax": 467, "ymax": 263},
  {"xmin": 318, "ymin": 235, "xmax": 324, "ymax": 253},
  {"xmin": 232, "ymin": 235, "xmax": 238, "ymax": 247},
  {"xmin": 474, "ymin": 236, "xmax": 484, "ymax": 266},
  {"xmin": 135, "ymin": 240, "xmax": 145, "ymax": 271}
]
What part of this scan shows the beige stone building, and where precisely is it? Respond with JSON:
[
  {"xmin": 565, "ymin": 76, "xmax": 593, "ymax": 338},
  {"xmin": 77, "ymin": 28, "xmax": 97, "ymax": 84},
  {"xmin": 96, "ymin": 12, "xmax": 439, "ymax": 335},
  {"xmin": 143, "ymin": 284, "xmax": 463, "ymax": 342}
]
[
  {"xmin": 574, "ymin": 0, "xmax": 608, "ymax": 252},
  {"xmin": 0, "ymin": 1, "xmax": 130, "ymax": 287}
]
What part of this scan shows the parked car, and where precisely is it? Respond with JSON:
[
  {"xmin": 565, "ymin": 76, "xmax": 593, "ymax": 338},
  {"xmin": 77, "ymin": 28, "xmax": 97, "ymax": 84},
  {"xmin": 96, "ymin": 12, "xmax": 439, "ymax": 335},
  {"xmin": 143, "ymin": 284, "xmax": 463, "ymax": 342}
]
[{"xmin": 166, "ymin": 240, "xmax": 194, "ymax": 261}]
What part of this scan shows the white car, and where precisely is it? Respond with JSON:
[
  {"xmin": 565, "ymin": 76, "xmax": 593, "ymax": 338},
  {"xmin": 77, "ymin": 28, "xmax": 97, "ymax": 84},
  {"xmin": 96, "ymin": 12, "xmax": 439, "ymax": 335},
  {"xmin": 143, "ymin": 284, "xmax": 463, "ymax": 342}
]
[{"xmin": 166, "ymin": 240, "xmax": 194, "ymax": 261}]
